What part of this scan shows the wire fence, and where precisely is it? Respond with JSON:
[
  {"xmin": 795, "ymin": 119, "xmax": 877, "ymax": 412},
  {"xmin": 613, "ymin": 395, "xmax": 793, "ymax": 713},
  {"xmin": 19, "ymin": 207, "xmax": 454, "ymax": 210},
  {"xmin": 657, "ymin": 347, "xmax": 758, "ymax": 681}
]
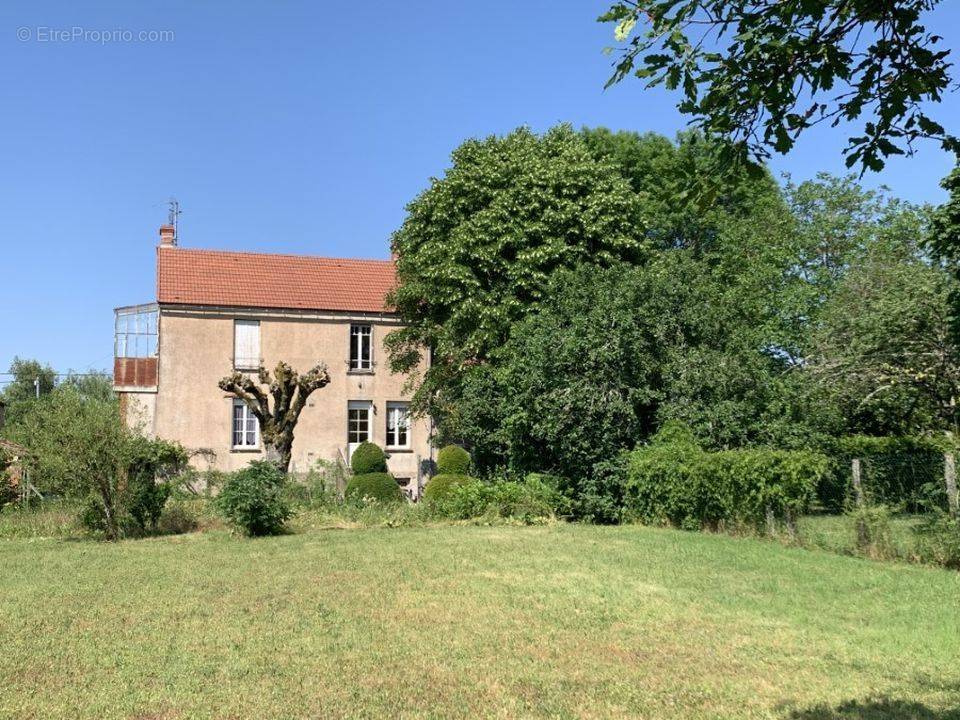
[{"xmin": 820, "ymin": 449, "xmax": 956, "ymax": 514}]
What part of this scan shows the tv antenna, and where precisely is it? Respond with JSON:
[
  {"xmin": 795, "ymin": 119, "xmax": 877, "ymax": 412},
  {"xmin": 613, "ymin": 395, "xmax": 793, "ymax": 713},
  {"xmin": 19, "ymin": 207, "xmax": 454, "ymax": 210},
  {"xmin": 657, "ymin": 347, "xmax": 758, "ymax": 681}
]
[{"xmin": 167, "ymin": 197, "xmax": 181, "ymax": 237}]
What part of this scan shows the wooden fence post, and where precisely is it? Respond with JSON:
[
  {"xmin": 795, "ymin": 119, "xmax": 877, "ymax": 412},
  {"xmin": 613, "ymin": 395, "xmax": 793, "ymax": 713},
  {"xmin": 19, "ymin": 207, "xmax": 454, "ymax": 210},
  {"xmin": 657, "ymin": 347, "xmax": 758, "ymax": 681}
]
[
  {"xmin": 851, "ymin": 458, "xmax": 865, "ymax": 508},
  {"xmin": 945, "ymin": 452, "xmax": 959, "ymax": 518}
]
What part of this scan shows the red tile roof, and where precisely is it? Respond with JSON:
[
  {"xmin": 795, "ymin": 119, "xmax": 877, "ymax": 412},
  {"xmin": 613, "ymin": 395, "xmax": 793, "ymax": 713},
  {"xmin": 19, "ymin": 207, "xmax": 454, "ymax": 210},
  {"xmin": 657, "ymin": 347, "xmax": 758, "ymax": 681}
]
[{"xmin": 157, "ymin": 247, "xmax": 396, "ymax": 313}]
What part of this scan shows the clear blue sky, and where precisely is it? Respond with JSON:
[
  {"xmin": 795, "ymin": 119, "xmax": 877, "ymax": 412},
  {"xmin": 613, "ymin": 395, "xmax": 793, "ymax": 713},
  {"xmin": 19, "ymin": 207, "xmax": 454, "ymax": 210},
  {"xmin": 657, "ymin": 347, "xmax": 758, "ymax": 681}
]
[{"xmin": 2, "ymin": 1, "xmax": 959, "ymax": 377}]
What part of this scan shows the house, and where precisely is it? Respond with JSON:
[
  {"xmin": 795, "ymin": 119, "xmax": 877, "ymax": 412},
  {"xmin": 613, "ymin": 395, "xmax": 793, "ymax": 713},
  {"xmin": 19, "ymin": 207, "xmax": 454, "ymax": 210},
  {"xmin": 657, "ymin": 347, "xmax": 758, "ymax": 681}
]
[{"xmin": 114, "ymin": 224, "xmax": 433, "ymax": 498}]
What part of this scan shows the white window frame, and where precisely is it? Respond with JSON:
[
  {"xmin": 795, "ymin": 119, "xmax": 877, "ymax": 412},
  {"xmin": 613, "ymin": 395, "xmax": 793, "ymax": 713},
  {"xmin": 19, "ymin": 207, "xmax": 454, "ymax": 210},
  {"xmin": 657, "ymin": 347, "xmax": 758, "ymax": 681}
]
[
  {"xmin": 234, "ymin": 319, "xmax": 261, "ymax": 370},
  {"xmin": 349, "ymin": 324, "xmax": 373, "ymax": 371},
  {"xmin": 114, "ymin": 304, "xmax": 158, "ymax": 358},
  {"xmin": 386, "ymin": 402, "xmax": 411, "ymax": 449},
  {"xmin": 347, "ymin": 400, "xmax": 373, "ymax": 461},
  {"xmin": 232, "ymin": 399, "xmax": 260, "ymax": 449}
]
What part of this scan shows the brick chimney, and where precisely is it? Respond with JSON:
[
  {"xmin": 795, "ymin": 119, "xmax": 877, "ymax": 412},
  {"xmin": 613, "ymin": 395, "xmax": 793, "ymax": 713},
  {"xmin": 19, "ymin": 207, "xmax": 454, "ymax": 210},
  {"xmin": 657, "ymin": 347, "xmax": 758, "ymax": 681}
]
[{"xmin": 159, "ymin": 224, "xmax": 176, "ymax": 248}]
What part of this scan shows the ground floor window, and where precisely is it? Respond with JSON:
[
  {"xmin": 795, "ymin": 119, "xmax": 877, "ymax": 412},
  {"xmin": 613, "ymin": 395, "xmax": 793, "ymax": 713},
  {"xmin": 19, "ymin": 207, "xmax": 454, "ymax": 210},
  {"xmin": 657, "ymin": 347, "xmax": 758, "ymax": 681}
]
[
  {"xmin": 386, "ymin": 402, "xmax": 410, "ymax": 449},
  {"xmin": 232, "ymin": 399, "xmax": 259, "ymax": 448}
]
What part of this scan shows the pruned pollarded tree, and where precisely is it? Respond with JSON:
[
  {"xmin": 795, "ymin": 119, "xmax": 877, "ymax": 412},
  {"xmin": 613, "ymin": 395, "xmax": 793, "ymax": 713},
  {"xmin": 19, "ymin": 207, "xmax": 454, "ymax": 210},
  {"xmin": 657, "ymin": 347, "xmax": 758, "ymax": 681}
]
[{"xmin": 219, "ymin": 362, "xmax": 331, "ymax": 473}]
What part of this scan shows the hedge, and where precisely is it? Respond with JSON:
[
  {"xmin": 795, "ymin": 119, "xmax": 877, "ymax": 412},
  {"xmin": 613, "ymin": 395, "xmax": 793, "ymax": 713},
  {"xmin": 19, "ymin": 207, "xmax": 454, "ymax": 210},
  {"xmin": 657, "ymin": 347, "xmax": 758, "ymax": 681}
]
[
  {"xmin": 622, "ymin": 428, "xmax": 827, "ymax": 531},
  {"xmin": 426, "ymin": 474, "xmax": 566, "ymax": 522},
  {"xmin": 345, "ymin": 472, "xmax": 404, "ymax": 503}
]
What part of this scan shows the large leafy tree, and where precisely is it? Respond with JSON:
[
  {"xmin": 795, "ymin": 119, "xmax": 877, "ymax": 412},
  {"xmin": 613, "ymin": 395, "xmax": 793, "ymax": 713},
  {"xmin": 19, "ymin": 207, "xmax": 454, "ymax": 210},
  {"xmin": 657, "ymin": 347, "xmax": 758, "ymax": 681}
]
[
  {"xmin": 599, "ymin": 1, "xmax": 956, "ymax": 173},
  {"xmin": 580, "ymin": 127, "xmax": 781, "ymax": 248},
  {"xmin": 386, "ymin": 125, "xmax": 650, "ymax": 415},
  {"xmin": 455, "ymin": 194, "xmax": 815, "ymax": 480},
  {"xmin": 780, "ymin": 173, "xmax": 960, "ymax": 435},
  {"xmin": 807, "ymin": 217, "xmax": 959, "ymax": 435}
]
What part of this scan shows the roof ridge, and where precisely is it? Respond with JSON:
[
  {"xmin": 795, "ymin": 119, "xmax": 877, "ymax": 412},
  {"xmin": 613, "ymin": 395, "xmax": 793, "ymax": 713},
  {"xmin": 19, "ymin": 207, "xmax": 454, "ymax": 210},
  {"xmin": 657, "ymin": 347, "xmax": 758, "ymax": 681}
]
[{"xmin": 166, "ymin": 246, "xmax": 394, "ymax": 264}]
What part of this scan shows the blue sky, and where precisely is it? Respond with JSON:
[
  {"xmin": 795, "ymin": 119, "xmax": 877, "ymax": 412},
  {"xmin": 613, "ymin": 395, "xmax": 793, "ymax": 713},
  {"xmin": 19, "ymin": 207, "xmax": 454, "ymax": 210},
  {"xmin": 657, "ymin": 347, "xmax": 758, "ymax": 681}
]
[{"xmin": 2, "ymin": 1, "xmax": 959, "ymax": 377}]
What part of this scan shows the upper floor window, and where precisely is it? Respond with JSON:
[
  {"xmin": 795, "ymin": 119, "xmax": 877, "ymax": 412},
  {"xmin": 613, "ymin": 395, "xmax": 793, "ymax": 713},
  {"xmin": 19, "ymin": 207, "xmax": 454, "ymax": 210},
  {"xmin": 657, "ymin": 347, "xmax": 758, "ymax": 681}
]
[
  {"xmin": 350, "ymin": 324, "xmax": 372, "ymax": 371},
  {"xmin": 386, "ymin": 402, "xmax": 410, "ymax": 449},
  {"xmin": 234, "ymin": 320, "xmax": 260, "ymax": 370},
  {"xmin": 115, "ymin": 304, "xmax": 158, "ymax": 358},
  {"xmin": 232, "ymin": 399, "xmax": 259, "ymax": 449}
]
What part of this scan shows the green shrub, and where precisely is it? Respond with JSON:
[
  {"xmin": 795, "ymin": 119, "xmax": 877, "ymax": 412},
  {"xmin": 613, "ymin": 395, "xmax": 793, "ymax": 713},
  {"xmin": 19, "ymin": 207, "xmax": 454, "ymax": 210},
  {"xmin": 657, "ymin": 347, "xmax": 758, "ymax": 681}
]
[
  {"xmin": 121, "ymin": 434, "xmax": 184, "ymax": 533},
  {"xmin": 216, "ymin": 461, "xmax": 292, "ymax": 536},
  {"xmin": 156, "ymin": 499, "xmax": 201, "ymax": 535},
  {"xmin": 575, "ymin": 456, "xmax": 629, "ymax": 524},
  {"xmin": 428, "ymin": 474, "xmax": 567, "ymax": 523},
  {"xmin": 848, "ymin": 504, "xmax": 897, "ymax": 560},
  {"xmin": 490, "ymin": 474, "xmax": 568, "ymax": 522},
  {"xmin": 914, "ymin": 511, "xmax": 960, "ymax": 569},
  {"xmin": 423, "ymin": 473, "xmax": 472, "ymax": 502},
  {"xmin": 346, "ymin": 472, "xmax": 404, "ymax": 503},
  {"xmin": 125, "ymin": 475, "xmax": 172, "ymax": 533},
  {"xmin": 430, "ymin": 477, "xmax": 493, "ymax": 519},
  {"xmin": 351, "ymin": 442, "xmax": 387, "ymax": 474},
  {"xmin": 437, "ymin": 445, "xmax": 471, "ymax": 475},
  {"xmin": 623, "ymin": 424, "xmax": 827, "ymax": 532}
]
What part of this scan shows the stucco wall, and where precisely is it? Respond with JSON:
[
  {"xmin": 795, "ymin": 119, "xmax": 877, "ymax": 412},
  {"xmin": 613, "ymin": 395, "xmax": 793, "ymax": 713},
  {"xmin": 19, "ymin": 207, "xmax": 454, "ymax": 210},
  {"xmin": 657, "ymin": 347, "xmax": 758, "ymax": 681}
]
[
  {"xmin": 153, "ymin": 308, "xmax": 432, "ymax": 491},
  {"xmin": 120, "ymin": 391, "xmax": 157, "ymax": 437}
]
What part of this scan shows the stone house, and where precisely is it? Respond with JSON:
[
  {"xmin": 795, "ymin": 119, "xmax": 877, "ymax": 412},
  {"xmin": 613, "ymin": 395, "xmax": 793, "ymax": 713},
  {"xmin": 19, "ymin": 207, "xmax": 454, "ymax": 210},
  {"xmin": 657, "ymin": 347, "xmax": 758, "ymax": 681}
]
[{"xmin": 114, "ymin": 224, "xmax": 432, "ymax": 498}]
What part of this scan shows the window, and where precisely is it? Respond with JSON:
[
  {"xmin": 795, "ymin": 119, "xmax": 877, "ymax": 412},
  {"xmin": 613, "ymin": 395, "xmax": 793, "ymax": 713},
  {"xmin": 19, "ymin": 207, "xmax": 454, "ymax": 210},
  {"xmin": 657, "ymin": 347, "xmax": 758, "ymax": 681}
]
[
  {"xmin": 234, "ymin": 320, "xmax": 260, "ymax": 370},
  {"xmin": 386, "ymin": 402, "xmax": 410, "ymax": 448},
  {"xmin": 232, "ymin": 399, "xmax": 259, "ymax": 449},
  {"xmin": 348, "ymin": 401, "xmax": 372, "ymax": 445},
  {"xmin": 114, "ymin": 305, "xmax": 158, "ymax": 358},
  {"xmin": 349, "ymin": 324, "xmax": 372, "ymax": 371}
]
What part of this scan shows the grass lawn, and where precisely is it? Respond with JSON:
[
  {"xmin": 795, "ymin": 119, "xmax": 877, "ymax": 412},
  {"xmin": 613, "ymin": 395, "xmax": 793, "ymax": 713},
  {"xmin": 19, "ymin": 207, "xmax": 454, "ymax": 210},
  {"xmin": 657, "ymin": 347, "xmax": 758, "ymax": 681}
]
[
  {"xmin": 1, "ymin": 522, "xmax": 958, "ymax": 720},
  {"xmin": 796, "ymin": 513, "xmax": 923, "ymax": 558}
]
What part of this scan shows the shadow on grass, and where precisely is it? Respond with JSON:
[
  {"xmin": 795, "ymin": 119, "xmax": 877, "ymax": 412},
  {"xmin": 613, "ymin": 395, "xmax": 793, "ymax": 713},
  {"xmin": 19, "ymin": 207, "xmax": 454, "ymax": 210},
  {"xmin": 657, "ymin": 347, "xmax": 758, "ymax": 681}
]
[{"xmin": 785, "ymin": 698, "xmax": 960, "ymax": 720}]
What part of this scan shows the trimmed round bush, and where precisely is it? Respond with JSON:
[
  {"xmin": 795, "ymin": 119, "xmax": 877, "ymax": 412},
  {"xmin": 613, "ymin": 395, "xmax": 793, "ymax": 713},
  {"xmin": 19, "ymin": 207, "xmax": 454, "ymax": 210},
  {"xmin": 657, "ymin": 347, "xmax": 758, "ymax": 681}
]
[
  {"xmin": 215, "ymin": 461, "xmax": 291, "ymax": 536},
  {"xmin": 437, "ymin": 445, "xmax": 471, "ymax": 475},
  {"xmin": 423, "ymin": 473, "xmax": 472, "ymax": 502},
  {"xmin": 351, "ymin": 442, "xmax": 387, "ymax": 474},
  {"xmin": 346, "ymin": 472, "xmax": 404, "ymax": 503}
]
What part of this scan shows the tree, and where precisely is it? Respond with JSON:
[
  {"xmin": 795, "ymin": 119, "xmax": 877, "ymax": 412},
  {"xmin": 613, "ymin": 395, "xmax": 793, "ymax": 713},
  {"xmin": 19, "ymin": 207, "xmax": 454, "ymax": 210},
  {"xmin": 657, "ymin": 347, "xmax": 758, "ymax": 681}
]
[
  {"xmin": 6, "ymin": 385, "xmax": 185, "ymax": 539},
  {"xmin": 928, "ymin": 161, "xmax": 960, "ymax": 329},
  {"xmin": 599, "ymin": 1, "xmax": 956, "ymax": 174},
  {"xmin": 456, "ymin": 193, "xmax": 814, "ymax": 479},
  {"xmin": 580, "ymin": 127, "xmax": 780, "ymax": 248},
  {"xmin": 219, "ymin": 361, "xmax": 331, "ymax": 472},
  {"xmin": 60, "ymin": 371, "xmax": 114, "ymax": 401},
  {"xmin": 491, "ymin": 263, "xmax": 666, "ymax": 482},
  {"xmin": 0, "ymin": 357, "xmax": 56, "ymax": 428},
  {"xmin": 807, "ymin": 227, "xmax": 959, "ymax": 436},
  {"xmin": 385, "ymin": 125, "xmax": 650, "ymax": 417}
]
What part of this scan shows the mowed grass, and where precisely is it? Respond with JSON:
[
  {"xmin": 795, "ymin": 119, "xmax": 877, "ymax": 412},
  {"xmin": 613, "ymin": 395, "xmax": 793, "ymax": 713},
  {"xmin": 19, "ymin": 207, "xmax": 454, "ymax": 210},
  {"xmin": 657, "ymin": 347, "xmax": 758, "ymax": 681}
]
[
  {"xmin": 796, "ymin": 513, "xmax": 923, "ymax": 558},
  {"xmin": 1, "ymin": 523, "xmax": 958, "ymax": 720}
]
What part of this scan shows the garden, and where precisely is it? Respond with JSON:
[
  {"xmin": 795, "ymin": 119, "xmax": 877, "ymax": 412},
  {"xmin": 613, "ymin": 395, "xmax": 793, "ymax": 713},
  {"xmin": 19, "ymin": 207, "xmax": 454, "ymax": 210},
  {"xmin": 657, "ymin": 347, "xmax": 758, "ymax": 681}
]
[{"xmin": 4, "ymin": 122, "xmax": 960, "ymax": 717}]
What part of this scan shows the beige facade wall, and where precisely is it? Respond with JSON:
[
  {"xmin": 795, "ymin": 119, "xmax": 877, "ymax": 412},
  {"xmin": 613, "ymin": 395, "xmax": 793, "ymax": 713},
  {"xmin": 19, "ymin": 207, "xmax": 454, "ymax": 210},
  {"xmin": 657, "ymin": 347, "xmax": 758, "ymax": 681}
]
[
  {"xmin": 150, "ymin": 306, "xmax": 432, "ymax": 494},
  {"xmin": 120, "ymin": 391, "xmax": 157, "ymax": 437}
]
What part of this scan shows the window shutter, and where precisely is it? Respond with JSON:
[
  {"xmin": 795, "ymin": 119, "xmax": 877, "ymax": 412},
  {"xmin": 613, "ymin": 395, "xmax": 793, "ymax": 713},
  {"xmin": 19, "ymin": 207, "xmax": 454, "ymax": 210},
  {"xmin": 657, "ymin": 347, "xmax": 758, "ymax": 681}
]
[{"xmin": 234, "ymin": 320, "xmax": 260, "ymax": 369}]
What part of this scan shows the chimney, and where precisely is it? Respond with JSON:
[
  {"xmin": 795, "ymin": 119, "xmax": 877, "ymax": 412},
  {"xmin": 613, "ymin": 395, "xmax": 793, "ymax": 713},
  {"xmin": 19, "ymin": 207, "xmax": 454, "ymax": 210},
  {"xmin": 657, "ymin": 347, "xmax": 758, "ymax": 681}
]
[{"xmin": 159, "ymin": 224, "xmax": 176, "ymax": 248}]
